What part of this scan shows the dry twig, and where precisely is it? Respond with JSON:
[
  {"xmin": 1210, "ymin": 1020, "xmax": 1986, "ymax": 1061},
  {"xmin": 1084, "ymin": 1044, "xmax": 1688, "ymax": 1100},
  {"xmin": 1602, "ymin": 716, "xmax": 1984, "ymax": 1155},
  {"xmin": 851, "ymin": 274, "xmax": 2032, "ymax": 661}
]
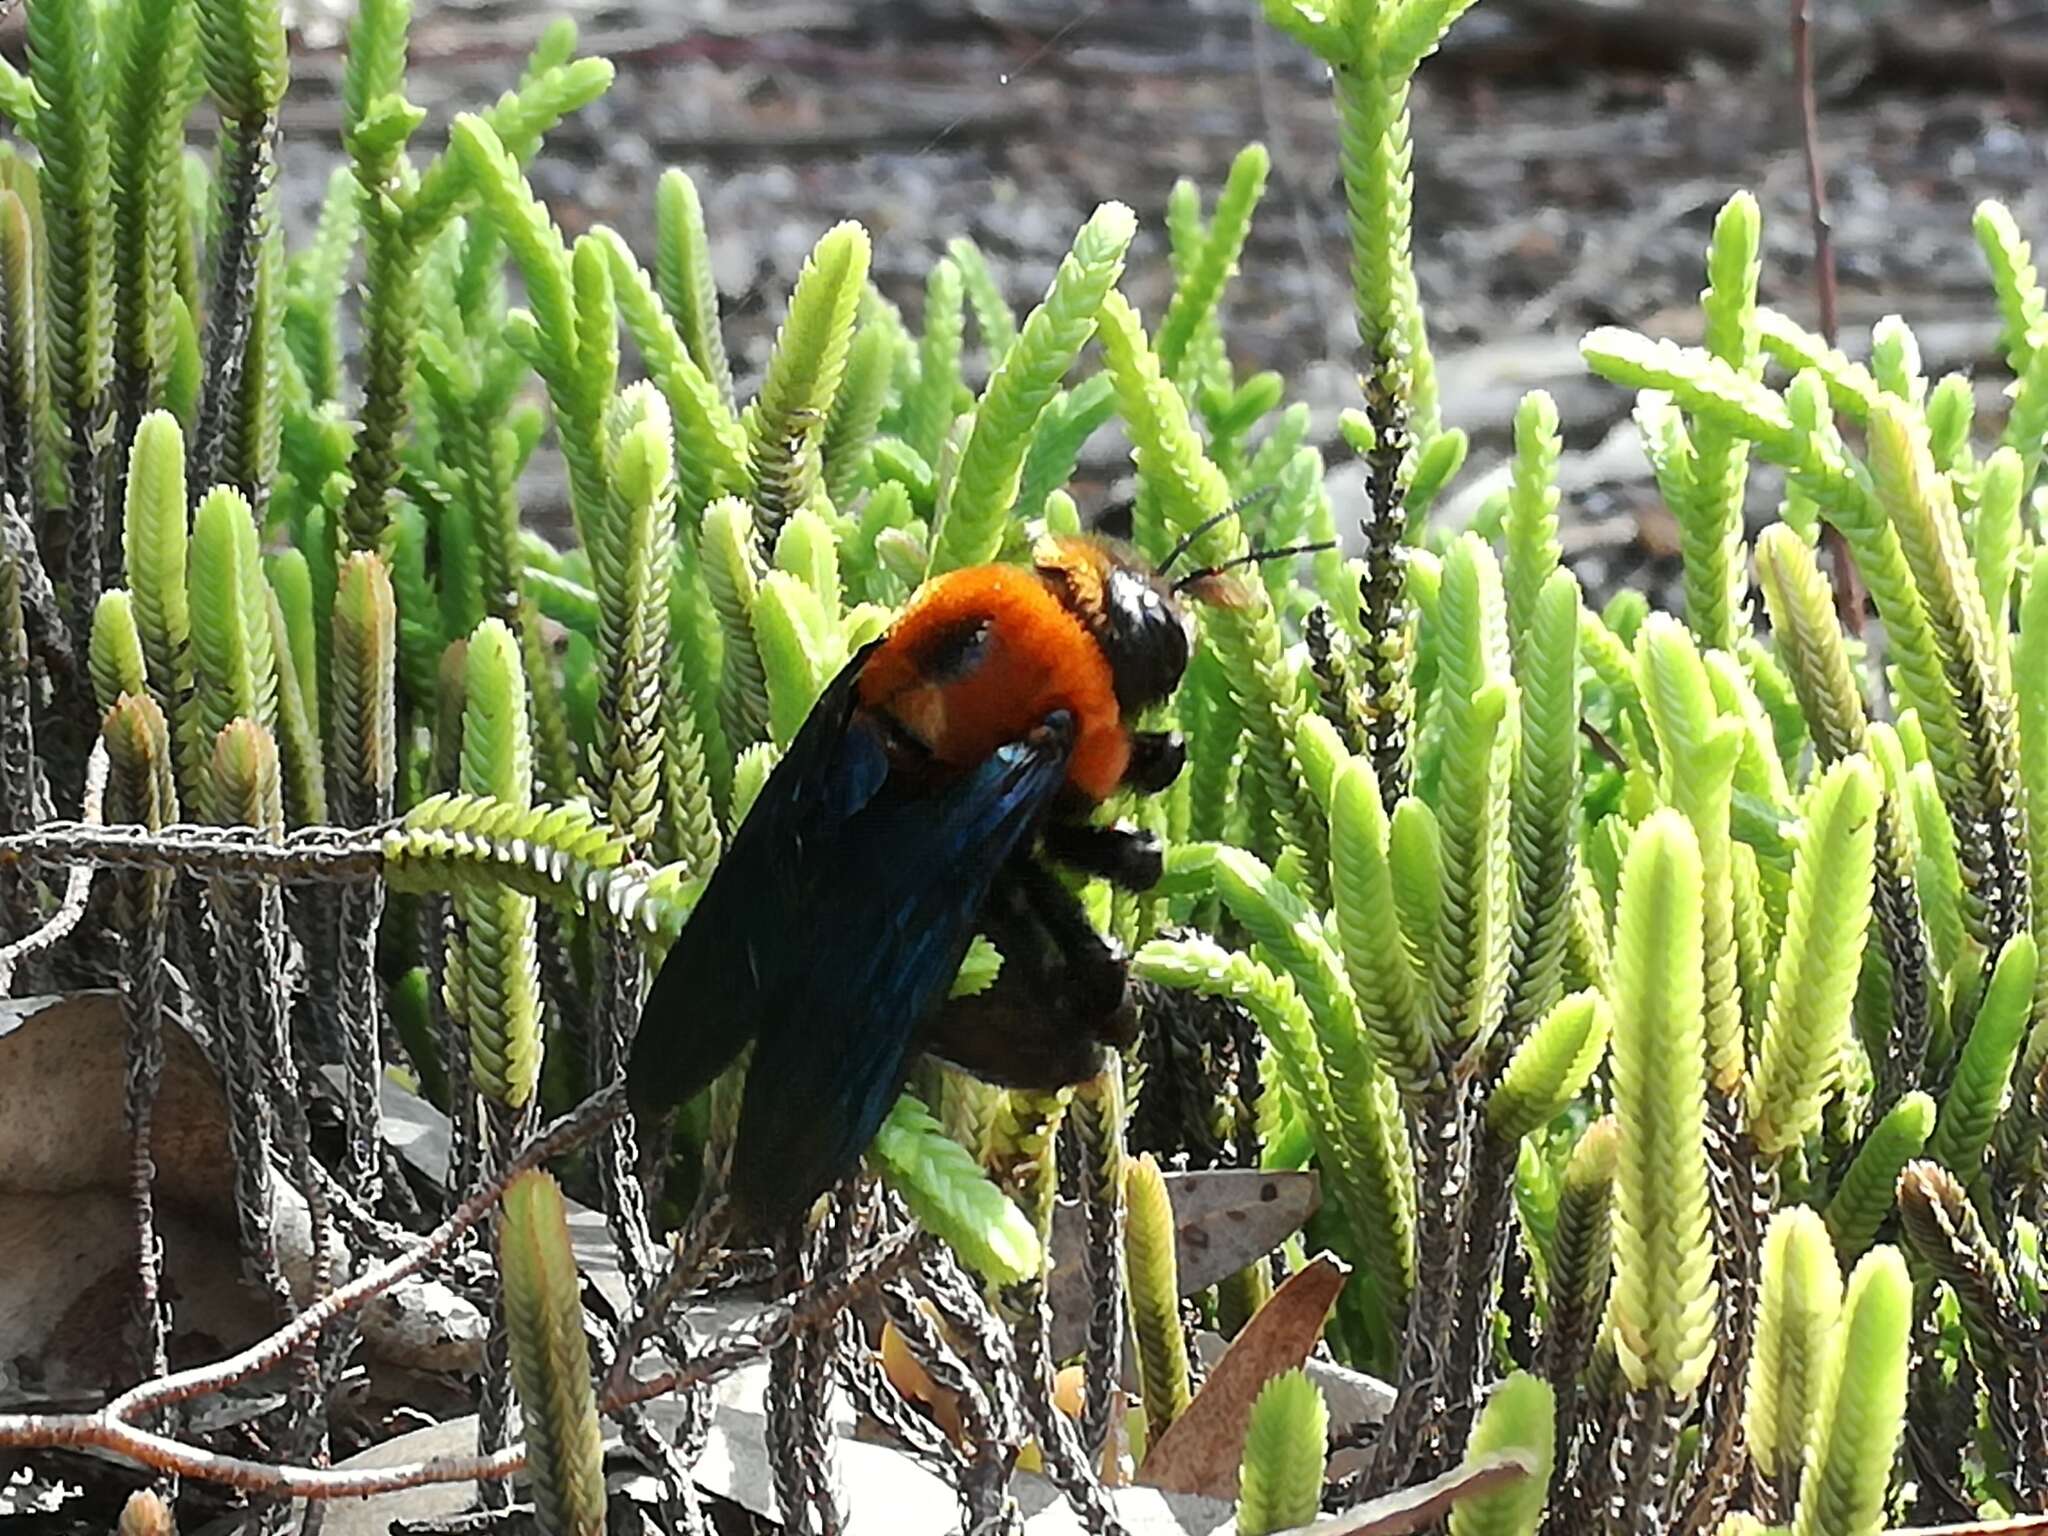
[{"xmin": 0, "ymin": 737, "xmax": 107, "ymax": 988}]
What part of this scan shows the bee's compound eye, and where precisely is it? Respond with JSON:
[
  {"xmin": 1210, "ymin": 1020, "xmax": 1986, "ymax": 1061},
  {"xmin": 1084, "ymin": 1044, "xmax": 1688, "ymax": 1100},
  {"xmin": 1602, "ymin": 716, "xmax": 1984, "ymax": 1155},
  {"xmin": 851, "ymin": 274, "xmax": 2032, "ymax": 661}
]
[{"xmin": 1103, "ymin": 567, "xmax": 1191, "ymax": 713}]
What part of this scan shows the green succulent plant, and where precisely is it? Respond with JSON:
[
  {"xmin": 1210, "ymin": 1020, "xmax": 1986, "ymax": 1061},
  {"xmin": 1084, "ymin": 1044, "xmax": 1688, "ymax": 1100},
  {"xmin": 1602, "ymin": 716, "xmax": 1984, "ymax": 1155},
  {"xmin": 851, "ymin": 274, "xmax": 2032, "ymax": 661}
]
[{"xmin": 4, "ymin": 1, "xmax": 2048, "ymax": 1531}]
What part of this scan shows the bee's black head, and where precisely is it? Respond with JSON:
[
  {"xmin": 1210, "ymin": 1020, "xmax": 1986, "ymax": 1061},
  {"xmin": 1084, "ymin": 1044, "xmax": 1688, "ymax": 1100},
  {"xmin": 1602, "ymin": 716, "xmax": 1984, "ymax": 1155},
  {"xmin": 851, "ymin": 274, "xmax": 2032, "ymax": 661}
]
[
  {"xmin": 1100, "ymin": 558, "xmax": 1197, "ymax": 713},
  {"xmin": 1032, "ymin": 535, "xmax": 1197, "ymax": 715}
]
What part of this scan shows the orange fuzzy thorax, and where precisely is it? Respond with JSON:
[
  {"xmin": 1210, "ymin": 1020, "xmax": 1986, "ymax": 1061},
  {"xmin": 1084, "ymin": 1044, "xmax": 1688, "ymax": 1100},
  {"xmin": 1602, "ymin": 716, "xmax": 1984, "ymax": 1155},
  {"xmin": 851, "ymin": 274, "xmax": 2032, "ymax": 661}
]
[{"xmin": 856, "ymin": 562, "xmax": 1130, "ymax": 803}]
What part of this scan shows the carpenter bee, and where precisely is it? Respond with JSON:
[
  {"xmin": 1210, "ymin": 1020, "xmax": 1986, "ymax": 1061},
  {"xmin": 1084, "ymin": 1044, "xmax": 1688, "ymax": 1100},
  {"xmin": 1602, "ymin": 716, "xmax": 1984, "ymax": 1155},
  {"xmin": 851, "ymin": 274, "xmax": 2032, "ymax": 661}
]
[{"xmin": 626, "ymin": 515, "xmax": 1317, "ymax": 1223}]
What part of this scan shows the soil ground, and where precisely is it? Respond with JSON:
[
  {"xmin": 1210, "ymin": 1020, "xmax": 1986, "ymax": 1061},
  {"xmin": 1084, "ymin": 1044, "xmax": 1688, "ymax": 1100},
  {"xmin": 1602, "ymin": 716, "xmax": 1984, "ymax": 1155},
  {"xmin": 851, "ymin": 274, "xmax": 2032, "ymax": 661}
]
[{"xmin": 269, "ymin": 0, "xmax": 2048, "ymax": 609}]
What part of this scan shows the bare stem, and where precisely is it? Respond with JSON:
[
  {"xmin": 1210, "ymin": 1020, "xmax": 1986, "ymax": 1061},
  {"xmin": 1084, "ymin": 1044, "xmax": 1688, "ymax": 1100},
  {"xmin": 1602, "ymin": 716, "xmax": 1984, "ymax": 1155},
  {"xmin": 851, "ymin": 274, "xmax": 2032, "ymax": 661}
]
[
  {"xmin": 107, "ymin": 1084, "xmax": 624, "ymax": 1425},
  {"xmin": 1790, "ymin": 0, "xmax": 1837, "ymax": 346},
  {"xmin": 1788, "ymin": 0, "xmax": 1867, "ymax": 636},
  {"xmin": 0, "ymin": 819, "xmax": 388, "ymax": 882},
  {"xmin": 0, "ymin": 739, "xmax": 107, "ymax": 988},
  {"xmin": 190, "ymin": 116, "xmax": 278, "ymax": 501}
]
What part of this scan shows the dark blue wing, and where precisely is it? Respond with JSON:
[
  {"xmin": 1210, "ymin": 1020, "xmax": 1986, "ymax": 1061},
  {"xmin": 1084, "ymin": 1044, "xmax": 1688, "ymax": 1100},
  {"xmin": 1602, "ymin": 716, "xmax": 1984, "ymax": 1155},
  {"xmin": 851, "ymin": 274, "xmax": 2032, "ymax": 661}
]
[
  {"xmin": 724, "ymin": 717, "xmax": 1076, "ymax": 1221},
  {"xmin": 626, "ymin": 644, "xmax": 889, "ymax": 1117}
]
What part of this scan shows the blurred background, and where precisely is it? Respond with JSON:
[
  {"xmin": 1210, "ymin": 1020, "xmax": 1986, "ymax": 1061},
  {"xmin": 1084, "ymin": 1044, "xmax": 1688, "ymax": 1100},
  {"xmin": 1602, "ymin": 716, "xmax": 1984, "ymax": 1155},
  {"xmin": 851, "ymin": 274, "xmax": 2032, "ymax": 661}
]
[{"xmin": 35, "ymin": 0, "xmax": 2047, "ymax": 607}]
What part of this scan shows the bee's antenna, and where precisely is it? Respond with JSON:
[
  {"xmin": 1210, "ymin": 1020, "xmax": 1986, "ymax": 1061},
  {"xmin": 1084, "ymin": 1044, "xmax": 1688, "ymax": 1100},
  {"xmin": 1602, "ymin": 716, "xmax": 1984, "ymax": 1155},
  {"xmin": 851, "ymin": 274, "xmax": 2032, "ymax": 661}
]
[
  {"xmin": 1171, "ymin": 540, "xmax": 1338, "ymax": 593},
  {"xmin": 1159, "ymin": 484, "xmax": 1282, "ymax": 574}
]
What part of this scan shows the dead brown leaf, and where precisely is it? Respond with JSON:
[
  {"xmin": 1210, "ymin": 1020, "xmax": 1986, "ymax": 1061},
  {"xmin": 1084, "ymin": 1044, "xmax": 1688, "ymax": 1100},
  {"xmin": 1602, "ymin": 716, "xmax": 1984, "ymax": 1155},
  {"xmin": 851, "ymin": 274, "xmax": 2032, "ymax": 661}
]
[
  {"xmin": 1283, "ymin": 1450, "xmax": 1536, "ymax": 1535},
  {"xmin": 0, "ymin": 993, "xmax": 481, "ymax": 1408},
  {"xmin": 1135, "ymin": 1252, "xmax": 1350, "ymax": 1499},
  {"xmin": 1047, "ymin": 1169, "xmax": 1320, "ymax": 1358}
]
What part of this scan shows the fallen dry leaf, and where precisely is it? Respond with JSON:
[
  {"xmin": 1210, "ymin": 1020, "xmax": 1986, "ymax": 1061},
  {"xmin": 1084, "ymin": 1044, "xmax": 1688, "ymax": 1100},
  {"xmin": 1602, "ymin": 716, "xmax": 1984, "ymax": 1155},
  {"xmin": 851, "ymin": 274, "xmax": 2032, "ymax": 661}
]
[
  {"xmin": 1285, "ymin": 1449, "xmax": 1536, "ymax": 1535},
  {"xmin": 1047, "ymin": 1168, "xmax": 1320, "ymax": 1358},
  {"xmin": 0, "ymin": 993, "xmax": 481, "ymax": 1407},
  {"xmin": 1136, "ymin": 1252, "xmax": 1350, "ymax": 1498},
  {"xmin": 878, "ymin": 1312, "xmax": 967, "ymax": 1445},
  {"xmin": 325, "ymin": 1363, "xmax": 1244, "ymax": 1536}
]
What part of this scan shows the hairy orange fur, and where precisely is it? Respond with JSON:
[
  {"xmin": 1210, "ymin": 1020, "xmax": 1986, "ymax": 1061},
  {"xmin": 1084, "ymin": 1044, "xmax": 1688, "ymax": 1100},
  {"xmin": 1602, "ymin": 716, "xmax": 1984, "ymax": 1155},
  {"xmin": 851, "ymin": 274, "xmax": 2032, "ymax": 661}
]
[{"xmin": 856, "ymin": 560, "xmax": 1131, "ymax": 802}]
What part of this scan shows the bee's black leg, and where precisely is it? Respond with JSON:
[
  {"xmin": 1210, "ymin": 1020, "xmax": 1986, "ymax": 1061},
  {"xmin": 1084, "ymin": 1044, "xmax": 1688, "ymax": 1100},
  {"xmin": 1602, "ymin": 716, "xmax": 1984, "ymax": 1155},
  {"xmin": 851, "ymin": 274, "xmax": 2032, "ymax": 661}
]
[
  {"xmin": 1009, "ymin": 854, "xmax": 1129, "ymax": 1017},
  {"xmin": 1123, "ymin": 731, "xmax": 1186, "ymax": 795},
  {"xmin": 1041, "ymin": 820, "xmax": 1164, "ymax": 892},
  {"xmin": 1011, "ymin": 856, "xmax": 1142, "ymax": 1050}
]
